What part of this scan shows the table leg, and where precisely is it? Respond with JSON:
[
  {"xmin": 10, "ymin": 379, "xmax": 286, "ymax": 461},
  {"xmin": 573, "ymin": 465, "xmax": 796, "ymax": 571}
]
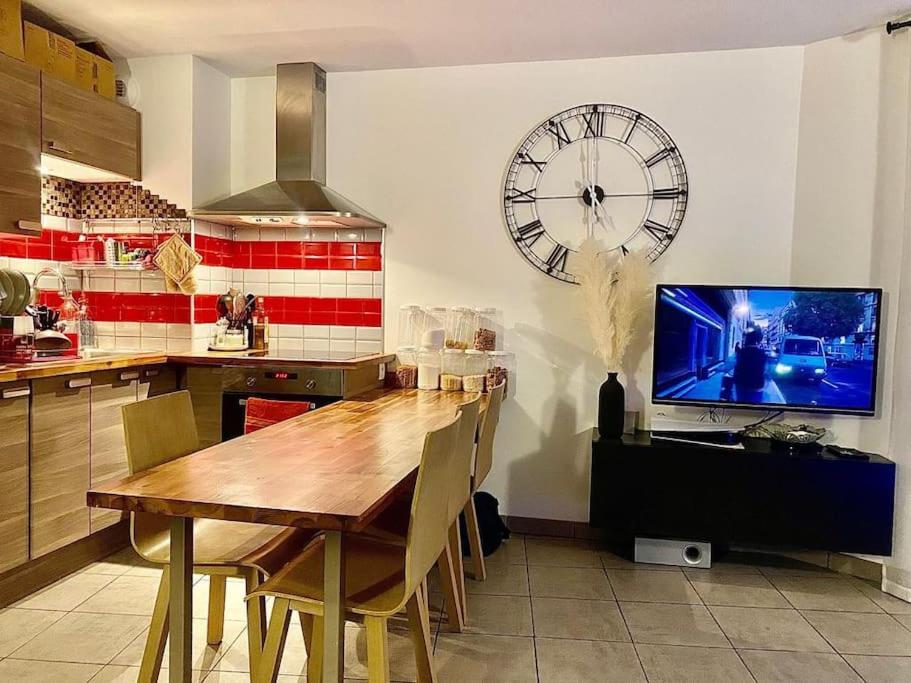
[
  {"xmin": 322, "ymin": 530, "xmax": 346, "ymax": 683},
  {"xmin": 169, "ymin": 517, "xmax": 193, "ymax": 683}
]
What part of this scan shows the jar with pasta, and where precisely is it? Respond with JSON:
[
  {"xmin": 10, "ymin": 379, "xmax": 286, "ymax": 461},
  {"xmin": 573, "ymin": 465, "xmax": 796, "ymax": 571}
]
[
  {"xmin": 445, "ymin": 306, "xmax": 477, "ymax": 350},
  {"xmin": 417, "ymin": 347, "xmax": 441, "ymax": 390},
  {"xmin": 440, "ymin": 348, "xmax": 465, "ymax": 391},
  {"xmin": 473, "ymin": 307, "xmax": 503, "ymax": 351},
  {"xmin": 392, "ymin": 346, "xmax": 418, "ymax": 389},
  {"xmin": 486, "ymin": 350, "xmax": 515, "ymax": 397},
  {"xmin": 462, "ymin": 349, "xmax": 487, "ymax": 393}
]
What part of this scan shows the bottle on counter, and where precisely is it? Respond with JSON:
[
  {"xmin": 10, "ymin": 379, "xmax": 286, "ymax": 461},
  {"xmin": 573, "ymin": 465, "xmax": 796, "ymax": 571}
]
[{"xmin": 252, "ymin": 297, "xmax": 269, "ymax": 350}]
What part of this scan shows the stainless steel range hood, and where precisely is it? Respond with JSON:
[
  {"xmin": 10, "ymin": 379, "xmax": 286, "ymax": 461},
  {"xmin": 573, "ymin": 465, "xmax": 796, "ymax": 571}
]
[{"xmin": 192, "ymin": 63, "xmax": 384, "ymax": 229}]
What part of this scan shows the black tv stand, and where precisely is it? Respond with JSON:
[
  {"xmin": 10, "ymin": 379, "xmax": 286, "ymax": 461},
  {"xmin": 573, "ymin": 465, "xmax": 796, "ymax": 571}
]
[{"xmin": 590, "ymin": 430, "xmax": 896, "ymax": 556}]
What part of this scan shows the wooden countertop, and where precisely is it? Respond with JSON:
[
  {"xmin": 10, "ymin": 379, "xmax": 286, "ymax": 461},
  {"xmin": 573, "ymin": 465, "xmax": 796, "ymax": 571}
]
[
  {"xmin": 0, "ymin": 350, "xmax": 392, "ymax": 383},
  {"xmin": 0, "ymin": 352, "xmax": 168, "ymax": 383},
  {"xmin": 87, "ymin": 388, "xmax": 483, "ymax": 531}
]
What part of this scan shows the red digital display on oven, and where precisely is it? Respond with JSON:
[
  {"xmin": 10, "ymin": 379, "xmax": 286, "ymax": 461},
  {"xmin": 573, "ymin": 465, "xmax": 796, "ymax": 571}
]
[{"xmin": 265, "ymin": 371, "xmax": 298, "ymax": 380}]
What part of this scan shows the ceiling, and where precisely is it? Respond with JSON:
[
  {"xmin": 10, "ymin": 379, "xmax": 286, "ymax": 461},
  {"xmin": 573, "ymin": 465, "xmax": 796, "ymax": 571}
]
[{"xmin": 26, "ymin": 0, "xmax": 911, "ymax": 76}]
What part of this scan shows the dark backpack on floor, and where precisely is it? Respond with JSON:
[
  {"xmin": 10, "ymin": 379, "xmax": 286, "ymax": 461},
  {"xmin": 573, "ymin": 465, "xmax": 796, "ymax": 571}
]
[{"xmin": 459, "ymin": 491, "xmax": 510, "ymax": 557}]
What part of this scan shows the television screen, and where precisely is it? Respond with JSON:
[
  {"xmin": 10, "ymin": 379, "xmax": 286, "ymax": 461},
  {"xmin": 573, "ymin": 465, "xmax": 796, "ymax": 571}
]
[{"xmin": 651, "ymin": 285, "xmax": 882, "ymax": 415}]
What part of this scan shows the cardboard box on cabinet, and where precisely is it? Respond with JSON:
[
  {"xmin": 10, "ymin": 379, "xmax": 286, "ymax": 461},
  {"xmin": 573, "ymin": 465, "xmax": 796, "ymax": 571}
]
[
  {"xmin": 77, "ymin": 40, "xmax": 116, "ymax": 99},
  {"xmin": 0, "ymin": 0, "xmax": 24, "ymax": 60},
  {"xmin": 24, "ymin": 21, "xmax": 75, "ymax": 82},
  {"xmin": 75, "ymin": 46, "xmax": 94, "ymax": 92}
]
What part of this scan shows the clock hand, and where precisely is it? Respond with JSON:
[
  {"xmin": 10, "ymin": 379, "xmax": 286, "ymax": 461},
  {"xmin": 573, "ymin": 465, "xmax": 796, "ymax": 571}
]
[{"xmin": 534, "ymin": 191, "xmax": 662, "ymax": 200}]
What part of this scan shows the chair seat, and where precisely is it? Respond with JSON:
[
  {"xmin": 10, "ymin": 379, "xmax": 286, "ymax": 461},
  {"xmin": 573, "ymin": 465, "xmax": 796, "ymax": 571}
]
[
  {"xmin": 136, "ymin": 519, "xmax": 312, "ymax": 576},
  {"xmin": 249, "ymin": 534, "xmax": 408, "ymax": 617}
]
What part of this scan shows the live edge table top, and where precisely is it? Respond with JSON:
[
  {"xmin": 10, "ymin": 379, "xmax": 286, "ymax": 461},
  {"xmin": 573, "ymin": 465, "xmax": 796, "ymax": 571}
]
[{"xmin": 86, "ymin": 388, "xmax": 483, "ymax": 533}]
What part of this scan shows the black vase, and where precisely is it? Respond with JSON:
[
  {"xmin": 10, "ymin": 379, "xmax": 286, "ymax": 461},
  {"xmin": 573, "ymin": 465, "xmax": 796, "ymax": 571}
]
[{"xmin": 598, "ymin": 372, "xmax": 625, "ymax": 439}]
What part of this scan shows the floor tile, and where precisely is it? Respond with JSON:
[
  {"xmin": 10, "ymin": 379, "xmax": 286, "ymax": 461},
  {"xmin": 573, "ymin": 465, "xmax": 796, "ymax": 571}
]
[
  {"xmin": 689, "ymin": 572, "xmax": 790, "ymax": 608},
  {"xmin": 458, "ymin": 594, "xmax": 533, "ymax": 636},
  {"xmin": 11, "ymin": 611, "xmax": 149, "ymax": 664},
  {"xmin": 202, "ymin": 673, "xmax": 305, "ymax": 683},
  {"xmin": 528, "ymin": 566, "xmax": 613, "ymax": 600},
  {"xmin": 79, "ymin": 551, "xmax": 136, "ymax": 577},
  {"xmin": 0, "ymin": 608, "xmax": 67, "ymax": 657},
  {"xmin": 636, "ymin": 643, "xmax": 753, "ymax": 682},
  {"xmin": 769, "ymin": 576, "xmax": 882, "ymax": 612},
  {"xmin": 739, "ymin": 650, "xmax": 862, "ymax": 682},
  {"xmin": 215, "ymin": 621, "xmax": 307, "ymax": 675},
  {"xmin": 0, "ymin": 658, "xmax": 101, "ymax": 682},
  {"xmin": 619, "ymin": 602, "xmax": 729, "ymax": 648},
  {"xmin": 192, "ymin": 576, "xmax": 258, "ymax": 622},
  {"xmin": 483, "ymin": 536, "xmax": 527, "ymax": 566},
  {"xmin": 524, "ymin": 537, "xmax": 601, "ymax": 568},
  {"xmin": 465, "ymin": 563, "xmax": 529, "ymax": 596},
  {"xmin": 535, "ymin": 638, "xmax": 644, "ymax": 682},
  {"xmin": 344, "ymin": 623, "xmax": 418, "ymax": 681},
  {"xmin": 531, "ymin": 597, "xmax": 629, "ymax": 641},
  {"xmin": 433, "ymin": 633, "xmax": 537, "ymax": 682},
  {"xmin": 850, "ymin": 579, "xmax": 911, "ymax": 615},
  {"xmin": 73, "ymin": 575, "xmax": 164, "ymax": 616},
  {"xmin": 607, "ymin": 569, "xmax": 700, "ymax": 603},
  {"xmin": 13, "ymin": 573, "xmax": 117, "ymax": 611},
  {"xmin": 843, "ymin": 654, "xmax": 911, "ymax": 682},
  {"xmin": 111, "ymin": 617, "xmax": 245, "ymax": 672},
  {"xmin": 88, "ymin": 664, "xmax": 206, "ymax": 682},
  {"xmin": 802, "ymin": 611, "xmax": 911, "ymax": 655},
  {"xmin": 599, "ymin": 551, "xmax": 681, "ymax": 572},
  {"xmin": 710, "ymin": 606, "xmax": 832, "ymax": 652}
]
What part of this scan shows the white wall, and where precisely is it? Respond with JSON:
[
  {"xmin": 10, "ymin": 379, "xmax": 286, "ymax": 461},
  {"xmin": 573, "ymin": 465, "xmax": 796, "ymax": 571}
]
[
  {"xmin": 230, "ymin": 76, "xmax": 276, "ymax": 193},
  {"xmin": 227, "ymin": 48, "xmax": 804, "ymax": 521},
  {"xmin": 192, "ymin": 58, "xmax": 232, "ymax": 206}
]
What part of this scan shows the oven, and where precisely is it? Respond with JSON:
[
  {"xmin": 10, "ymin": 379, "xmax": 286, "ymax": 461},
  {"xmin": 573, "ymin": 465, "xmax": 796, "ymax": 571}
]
[{"xmin": 220, "ymin": 366, "xmax": 345, "ymax": 441}]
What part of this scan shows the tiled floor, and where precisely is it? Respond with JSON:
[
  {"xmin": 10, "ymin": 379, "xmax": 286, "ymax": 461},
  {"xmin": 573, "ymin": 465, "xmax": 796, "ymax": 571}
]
[{"xmin": 1, "ymin": 537, "xmax": 911, "ymax": 681}]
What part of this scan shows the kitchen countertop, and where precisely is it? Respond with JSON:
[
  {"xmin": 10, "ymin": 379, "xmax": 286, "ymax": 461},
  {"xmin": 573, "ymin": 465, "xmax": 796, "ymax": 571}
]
[{"xmin": 0, "ymin": 349, "xmax": 393, "ymax": 383}]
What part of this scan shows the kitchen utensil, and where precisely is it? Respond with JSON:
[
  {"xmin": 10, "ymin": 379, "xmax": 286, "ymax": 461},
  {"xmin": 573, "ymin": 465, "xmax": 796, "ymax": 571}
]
[
  {"xmin": 7, "ymin": 270, "xmax": 30, "ymax": 316},
  {"xmin": 34, "ymin": 328, "xmax": 72, "ymax": 350},
  {"xmin": 0, "ymin": 271, "xmax": 13, "ymax": 316},
  {"xmin": 216, "ymin": 294, "xmax": 229, "ymax": 319}
]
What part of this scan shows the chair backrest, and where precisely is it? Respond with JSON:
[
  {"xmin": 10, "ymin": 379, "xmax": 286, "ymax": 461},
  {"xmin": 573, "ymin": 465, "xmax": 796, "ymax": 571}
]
[
  {"xmin": 473, "ymin": 382, "xmax": 504, "ymax": 490},
  {"xmin": 122, "ymin": 391, "xmax": 199, "ymax": 562},
  {"xmin": 244, "ymin": 397, "xmax": 312, "ymax": 435},
  {"xmin": 448, "ymin": 395, "xmax": 481, "ymax": 523},
  {"xmin": 404, "ymin": 414, "xmax": 461, "ymax": 598}
]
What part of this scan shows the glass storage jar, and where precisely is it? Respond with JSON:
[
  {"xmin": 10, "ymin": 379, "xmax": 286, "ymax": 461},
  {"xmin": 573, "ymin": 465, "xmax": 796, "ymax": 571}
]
[
  {"xmin": 486, "ymin": 350, "xmax": 515, "ymax": 397},
  {"xmin": 473, "ymin": 308, "xmax": 503, "ymax": 351},
  {"xmin": 397, "ymin": 305, "xmax": 426, "ymax": 348},
  {"xmin": 462, "ymin": 349, "xmax": 487, "ymax": 393},
  {"xmin": 393, "ymin": 346, "xmax": 418, "ymax": 389},
  {"xmin": 445, "ymin": 306, "xmax": 477, "ymax": 350},
  {"xmin": 417, "ymin": 347, "xmax": 441, "ymax": 390},
  {"xmin": 421, "ymin": 306, "xmax": 447, "ymax": 349},
  {"xmin": 440, "ymin": 348, "xmax": 465, "ymax": 391}
]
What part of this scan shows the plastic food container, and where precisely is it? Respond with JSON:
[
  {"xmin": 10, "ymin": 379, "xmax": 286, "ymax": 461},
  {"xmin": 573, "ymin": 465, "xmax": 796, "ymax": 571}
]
[
  {"xmin": 421, "ymin": 306, "xmax": 447, "ymax": 349},
  {"xmin": 393, "ymin": 345, "xmax": 418, "ymax": 389},
  {"xmin": 462, "ymin": 349, "xmax": 487, "ymax": 393},
  {"xmin": 486, "ymin": 350, "xmax": 515, "ymax": 397},
  {"xmin": 445, "ymin": 306, "xmax": 477, "ymax": 350},
  {"xmin": 397, "ymin": 305, "xmax": 426, "ymax": 348},
  {"xmin": 441, "ymin": 348, "xmax": 465, "ymax": 391},
  {"xmin": 473, "ymin": 307, "xmax": 503, "ymax": 351},
  {"xmin": 417, "ymin": 347, "xmax": 441, "ymax": 390}
]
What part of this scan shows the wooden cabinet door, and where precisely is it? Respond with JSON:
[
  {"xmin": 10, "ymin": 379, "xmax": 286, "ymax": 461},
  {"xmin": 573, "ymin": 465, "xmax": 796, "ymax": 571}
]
[
  {"xmin": 0, "ymin": 54, "xmax": 41, "ymax": 234},
  {"xmin": 89, "ymin": 369, "xmax": 139, "ymax": 533},
  {"xmin": 41, "ymin": 74, "xmax": 142, "ymax": 181},
  {"xmin": 0, "ymin": 384, "xmax": 30, "ymax": 573},
  {"xmin": 137, "ymin": 364, "xmax": 178, "ymax": 402},
  {"xmin": 31, "ymin": 375, "xmax": 92, "ymax": 558}
]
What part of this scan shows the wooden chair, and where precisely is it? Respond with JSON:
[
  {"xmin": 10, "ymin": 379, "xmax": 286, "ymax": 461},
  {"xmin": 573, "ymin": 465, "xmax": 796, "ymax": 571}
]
[
  {"xmin": 250, "ymin": 413, "xmax": 463, "ymax": 683},
  {"xmin": 355, "ymin": 396, "xmax": 481, "ymax": 631},
  {"xmin": 463, "ymin": 382, "xmax": 505, "ymax": 581},
  {"xmin": 122, "ymin": 391, "xmax": 312, "ymax": 682},
  {"xmin": 244, "ymin": 396, "xmax": 313, "ymax": 435}
]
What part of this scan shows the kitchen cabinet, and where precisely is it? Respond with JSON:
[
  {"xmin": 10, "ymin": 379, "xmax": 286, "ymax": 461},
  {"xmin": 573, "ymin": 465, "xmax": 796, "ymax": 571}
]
[
  {"xmin": 89, "ymin": 369, "xmax": 138, "ymax": 533},
  {"xmin": 138, "ymin": 364, "xmax": 178, "ymax": 402},
  {"xmin": 41, "ymin": 73, "xmax": 142, "ymax": 181},
  {"xmin": 30, "ymin": 374, "xmax": 92, "ymax": 558},
  {"xmin": 0, "ymin": 53, "xmax": 41, "ymax": 235},
  {"xmin": 0, "ymin": 383, "xmax": 30, "ymax": 573}
]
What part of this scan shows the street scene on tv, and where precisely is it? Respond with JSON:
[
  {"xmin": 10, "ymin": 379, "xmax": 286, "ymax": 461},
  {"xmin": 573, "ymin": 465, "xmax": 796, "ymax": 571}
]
[{"xmin": 653, "ymin": 286, "xmax": 879, "ymax": 411}]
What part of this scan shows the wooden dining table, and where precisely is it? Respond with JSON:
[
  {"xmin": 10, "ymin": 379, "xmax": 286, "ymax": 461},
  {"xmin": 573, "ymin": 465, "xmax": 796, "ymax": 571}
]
[{"xmin": 87, "ymin": 387, "xmax": 482, "ymax": 683}]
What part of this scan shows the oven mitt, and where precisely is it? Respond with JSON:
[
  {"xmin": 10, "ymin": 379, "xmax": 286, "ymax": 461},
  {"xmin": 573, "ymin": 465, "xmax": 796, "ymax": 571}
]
[{"xmin": 153, "ymin": 233, "xmax": 202, "ymax": 295}]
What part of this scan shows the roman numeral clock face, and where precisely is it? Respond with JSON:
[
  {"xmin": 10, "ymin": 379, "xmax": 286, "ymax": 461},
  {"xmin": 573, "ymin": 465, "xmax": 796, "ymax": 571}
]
[{"xmin": 503, "ymin": 104, "xmax": 688, "ymax": 283}]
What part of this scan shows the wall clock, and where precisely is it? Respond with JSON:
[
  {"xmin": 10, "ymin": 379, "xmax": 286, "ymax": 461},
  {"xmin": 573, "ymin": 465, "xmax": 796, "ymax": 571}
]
[{"xmin": 503, "ymin": 104, "xmax": 688, "ymax": 284}]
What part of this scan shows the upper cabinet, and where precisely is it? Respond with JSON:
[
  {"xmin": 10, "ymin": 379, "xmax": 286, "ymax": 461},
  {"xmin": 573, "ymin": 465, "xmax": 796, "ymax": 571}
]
[
  {"xmin": 0, "ymin": 54, "xmax": 41, "ymax": 235},
  {"xmin": 41, "ymin": 73, "xmax": 142, "ymax": 182}
]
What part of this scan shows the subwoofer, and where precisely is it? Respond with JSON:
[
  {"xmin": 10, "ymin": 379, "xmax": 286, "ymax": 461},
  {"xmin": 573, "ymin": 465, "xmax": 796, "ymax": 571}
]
[{"xmin": 634, "ymin": 537, "xmax": 711, "ymax": 569}]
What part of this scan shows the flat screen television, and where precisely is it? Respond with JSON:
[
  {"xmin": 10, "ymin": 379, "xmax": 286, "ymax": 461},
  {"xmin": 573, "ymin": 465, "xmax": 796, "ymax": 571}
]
[{"xmin": 651, "ymin": 285, "xmax": 882, "ymax": 415}]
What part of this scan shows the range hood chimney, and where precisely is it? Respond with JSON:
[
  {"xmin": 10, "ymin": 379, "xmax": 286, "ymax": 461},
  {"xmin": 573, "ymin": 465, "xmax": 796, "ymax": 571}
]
[{"xmin": 192, "ymin": 63, "xmax": 384, "ymax": 229}]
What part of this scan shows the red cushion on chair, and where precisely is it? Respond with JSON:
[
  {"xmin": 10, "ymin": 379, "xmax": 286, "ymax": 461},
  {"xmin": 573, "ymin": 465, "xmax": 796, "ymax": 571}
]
[{"xmin": 244, "ymin": 397, "xmax": 313, "ymax": 435}]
